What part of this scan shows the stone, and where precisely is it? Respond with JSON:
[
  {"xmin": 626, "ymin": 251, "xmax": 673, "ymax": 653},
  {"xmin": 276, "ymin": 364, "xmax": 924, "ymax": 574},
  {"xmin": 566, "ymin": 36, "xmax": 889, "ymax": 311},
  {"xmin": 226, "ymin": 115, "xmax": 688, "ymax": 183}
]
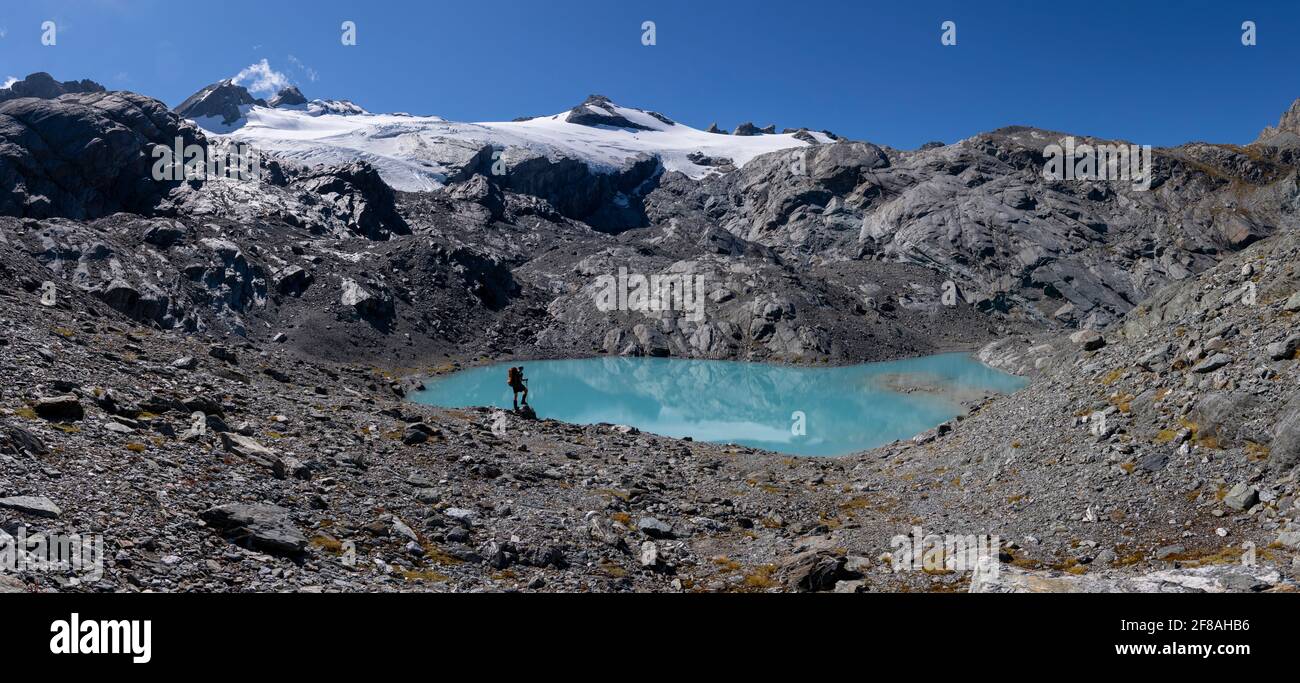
[
  {"xmin": 787, "ymin": 553, "xmax": 862, "ymax": 592},
  {"xmin": 219, "ymin": 433, "xmax": 276, "ymax": 465},
  {"xmin": 1269, "ymin": 402, "xmax": 1300, "ymax": 471},
  {"xmin": 272, "ymin": 456, "xmax": 311, "ymax": 480},
  {"xmin": 637, "ymin": 516, "xmax": 674, "ymax": 539},
  {"xmin": 5, "ymin": 426, "xmax": 48, "ymax": 455},
  {"xmin": 1223, "ymin": 483, "xmax": 1258, "ymax": 512},
  {"xmin": 390, "ymin": 517, "xmax": 419, "ymax": 543},
  {"xmin": 1267, "ymin": 337, "xmax": 1299, "ymax": 361},
  {"xmin": 0, "ymin": 496, "xmax": 62, "ymax": 518},
  {"xmin": 587, "ymin": 515, "xmax": 625, "ymax": 548},
  {"xmin": 1192, "ymin": 353, "xmax": 1231, "ymax": 373},
  {"xmin": 1155, "ymin": 544, "xmax": 1185, "ymax": 560},
  {"xmin": 208, "ymin": 345, "xmax": 237, "ymax": 363},
  {"xmin": 479, "ymin": 539, "xmax": 516, "ymax": 569},
  {"xmin": 1137, "ymin": 451, "xmax": 1168, "ymax": 472},
  {"xmin": 32, "ymin": 394, "xmax": 83, "ymax": 422},
  {"xmin": 444, "ymin": 508, "xmax": 476, "ymax": 526},
  {"xmin": 1069, "ymin": 330, "xmax": 1105, "ymax": 351},
  {"xmin": 200, "ymin": 504, "xmax": 307, "ymax": 557}
]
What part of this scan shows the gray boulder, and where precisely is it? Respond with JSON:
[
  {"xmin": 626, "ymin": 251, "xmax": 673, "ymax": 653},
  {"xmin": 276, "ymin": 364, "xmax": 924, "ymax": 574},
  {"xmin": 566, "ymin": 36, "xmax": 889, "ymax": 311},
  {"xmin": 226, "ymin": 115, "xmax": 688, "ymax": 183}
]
[
  {"xmin": 200, "ymin": 503, "xmax": 307, "ymax": 557},
  {"xmin": 1270, "ymin": 400, "xmax": 1300, "ymax": 471}
]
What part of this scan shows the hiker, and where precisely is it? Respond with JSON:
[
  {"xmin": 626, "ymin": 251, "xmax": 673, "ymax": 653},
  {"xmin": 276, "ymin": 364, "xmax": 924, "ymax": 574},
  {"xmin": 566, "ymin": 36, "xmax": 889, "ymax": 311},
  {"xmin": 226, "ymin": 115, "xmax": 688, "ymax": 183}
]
[{"xmin": 508, "ymin": 366, "xmax": 529, "ymax": 409}]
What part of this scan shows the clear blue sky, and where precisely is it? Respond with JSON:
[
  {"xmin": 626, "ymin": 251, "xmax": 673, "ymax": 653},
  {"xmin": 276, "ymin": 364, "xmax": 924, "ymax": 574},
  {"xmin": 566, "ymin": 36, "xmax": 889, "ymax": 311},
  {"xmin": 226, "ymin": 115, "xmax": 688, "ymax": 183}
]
[{"xmin": 2, "ymin": 0, "xmax": 1297, "ymax": 148}]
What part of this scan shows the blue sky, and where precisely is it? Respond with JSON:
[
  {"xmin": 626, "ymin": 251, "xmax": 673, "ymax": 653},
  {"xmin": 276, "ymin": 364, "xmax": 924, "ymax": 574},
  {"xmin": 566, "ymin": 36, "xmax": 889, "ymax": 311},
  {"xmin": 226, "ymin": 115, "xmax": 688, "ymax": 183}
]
[{"xmin": 2, "ymin": 0, "xmax": 1298, "ymax": 148}]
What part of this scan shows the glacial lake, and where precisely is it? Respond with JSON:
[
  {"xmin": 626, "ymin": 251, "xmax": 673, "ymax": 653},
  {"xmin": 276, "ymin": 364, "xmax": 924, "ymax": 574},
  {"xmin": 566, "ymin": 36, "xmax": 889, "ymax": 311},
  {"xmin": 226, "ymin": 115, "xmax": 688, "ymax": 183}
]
[{"xmin": 409, "ymin": 354, "xmax": 1027, "ymax": 456}]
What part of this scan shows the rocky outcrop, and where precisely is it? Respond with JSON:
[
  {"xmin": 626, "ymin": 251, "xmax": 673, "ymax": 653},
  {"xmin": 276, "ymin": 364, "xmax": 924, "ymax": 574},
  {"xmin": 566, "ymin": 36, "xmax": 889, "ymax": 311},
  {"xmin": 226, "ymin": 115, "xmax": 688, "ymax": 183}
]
[
  {"xmin": 289, "ymin": 162, "xmax": 410, "ymax": 240},
  {"xmin": 0, "ymin": 72, "xmax": 105, "ymax": 103},
  {"xmin": 474, "ymin": 147, "xmax": 663, "ymax": 232},
  {"xmin": 1255, "ymin": 98, "xmax": 1300, "ymax": 146},
  {"xmin": 647, "ymin": 124, "xmax": 1300, "ymax": 332},
  {"xmin": 0, "ymin": 91, "xmax": 206, "ymax": 219}
]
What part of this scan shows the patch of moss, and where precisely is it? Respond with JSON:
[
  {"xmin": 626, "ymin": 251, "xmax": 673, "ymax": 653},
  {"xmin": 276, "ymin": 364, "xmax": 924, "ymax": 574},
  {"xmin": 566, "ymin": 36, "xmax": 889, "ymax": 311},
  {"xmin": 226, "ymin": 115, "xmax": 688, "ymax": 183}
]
[
  {"xmin": 742, "ymin": 564, "xmax": 779, "ymax": 589},
  {"xmin": 597, "ymin": 488, "xmax": 630, "ymax": 502},
  {"xmin": 712, "ymin": 556, "xmax": 742, "ymax": 572},
  {"xmin": 1244, "ymin": 441, "xmax": 1270, "ymax": 461},
  {"xmin": 421, "ymin": 543, "xmax": 464, "ymax": 566},
  {"xmin": 310, "ymin": 535, "xmax": 343, "ymax": 553},
  {"xmin": 598, "ymin": 559, "xmax": 627, "ymax": 578}
]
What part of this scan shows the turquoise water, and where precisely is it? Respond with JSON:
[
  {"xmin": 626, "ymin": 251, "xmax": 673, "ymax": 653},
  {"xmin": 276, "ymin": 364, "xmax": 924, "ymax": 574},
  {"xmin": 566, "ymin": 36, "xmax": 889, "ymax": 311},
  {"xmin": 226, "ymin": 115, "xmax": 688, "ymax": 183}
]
[{"xmin": 409, "ymin": 354, "xmax": 1027, "ymax": 456}]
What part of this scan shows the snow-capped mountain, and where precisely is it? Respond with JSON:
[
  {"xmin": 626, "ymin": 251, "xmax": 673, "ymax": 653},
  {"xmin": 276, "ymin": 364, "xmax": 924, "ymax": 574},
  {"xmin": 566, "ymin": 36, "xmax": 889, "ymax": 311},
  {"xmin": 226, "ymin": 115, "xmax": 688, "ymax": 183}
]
[{"xmin": 176, "ymin": 84, "xmax": 835, "ymax": 192}]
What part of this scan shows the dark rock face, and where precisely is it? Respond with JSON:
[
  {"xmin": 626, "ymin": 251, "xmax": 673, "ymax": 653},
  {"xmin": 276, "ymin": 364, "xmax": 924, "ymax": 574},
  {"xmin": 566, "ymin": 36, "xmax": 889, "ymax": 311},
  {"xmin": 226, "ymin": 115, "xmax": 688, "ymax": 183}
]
[
  {"xmin": 447, "ymin": 173, "xmax": 505, "ymax": 220},
  {"xmin": 650, "ymin": 128, "xmax": 1300, "ymax": 331},
  {"xmin": 0, "ymin": 72, "xmax": 105, "ymax": 103},
  {"xmin": 289, "ymin": 162, "xmax": 410, "ymax": 240},
  {"xmin": 174, "ymin": 80, "xmax": 264, "ymax": 125},
  {"xmin": 0, "ymin": 91, "xmax": 205, "ymax": 219},
  {"xmin": 733, "ymin": 122, "xmax": 761, "ymax": 136},
  {"xmin": 268, "ymin": 86, "xmax": 307, "ymax": 108},
  {"xmin": 477, "ymin": 148, "xmax": 663, "ymax": 232}
]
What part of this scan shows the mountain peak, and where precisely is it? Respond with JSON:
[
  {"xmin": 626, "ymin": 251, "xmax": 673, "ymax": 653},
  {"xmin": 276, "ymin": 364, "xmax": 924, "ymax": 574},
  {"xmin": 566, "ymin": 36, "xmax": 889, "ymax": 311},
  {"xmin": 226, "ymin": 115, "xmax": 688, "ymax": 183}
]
[
  {"xmin": 1256, "ymin": 98, "xmax": 1300, "ymax": 145},
  {"xmin": 269, "ymin": 86, "xmax": 307, "ymax": 108},
  {"xmin": 0, "ymin": 72, "xmax": 105, "ymax": 103},
  {"xmin": 565, "ymin": 94, "xmax": 675, "ymax": 131},
  {"xmin": 175, "ymin": 80, "xmax": 265, "ymax": 125}
]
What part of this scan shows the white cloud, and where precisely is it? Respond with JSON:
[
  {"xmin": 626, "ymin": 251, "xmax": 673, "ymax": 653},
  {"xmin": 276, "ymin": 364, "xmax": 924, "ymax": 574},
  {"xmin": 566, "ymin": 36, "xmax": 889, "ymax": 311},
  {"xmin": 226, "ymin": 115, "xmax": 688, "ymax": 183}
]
[
  {"xmin": 287, "ymin": 55, "xmax": 319, "ymax": 83},
  {"xmin": 2, "ymin": 76, "xmax": 17, "ymax": 90},
  {"xmin": 231, "ymin": 59, "xmax": 290, "ymax": 96}
]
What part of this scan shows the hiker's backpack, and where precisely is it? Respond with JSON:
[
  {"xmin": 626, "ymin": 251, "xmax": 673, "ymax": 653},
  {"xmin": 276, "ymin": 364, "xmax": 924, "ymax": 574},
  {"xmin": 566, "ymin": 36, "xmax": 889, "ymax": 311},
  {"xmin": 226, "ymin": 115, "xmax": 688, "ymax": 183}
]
[{"xmin": 508, "ymin": 367, "xmax": 521, "ymax": 385}]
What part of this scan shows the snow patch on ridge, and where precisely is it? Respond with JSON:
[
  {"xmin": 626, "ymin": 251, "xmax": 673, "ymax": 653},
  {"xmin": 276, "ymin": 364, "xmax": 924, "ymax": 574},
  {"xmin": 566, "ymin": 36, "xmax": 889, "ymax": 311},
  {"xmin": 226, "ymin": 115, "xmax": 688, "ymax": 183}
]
[{"xmin": 187, "ymin": 98, "xmax": 831, "ymax": 192}]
